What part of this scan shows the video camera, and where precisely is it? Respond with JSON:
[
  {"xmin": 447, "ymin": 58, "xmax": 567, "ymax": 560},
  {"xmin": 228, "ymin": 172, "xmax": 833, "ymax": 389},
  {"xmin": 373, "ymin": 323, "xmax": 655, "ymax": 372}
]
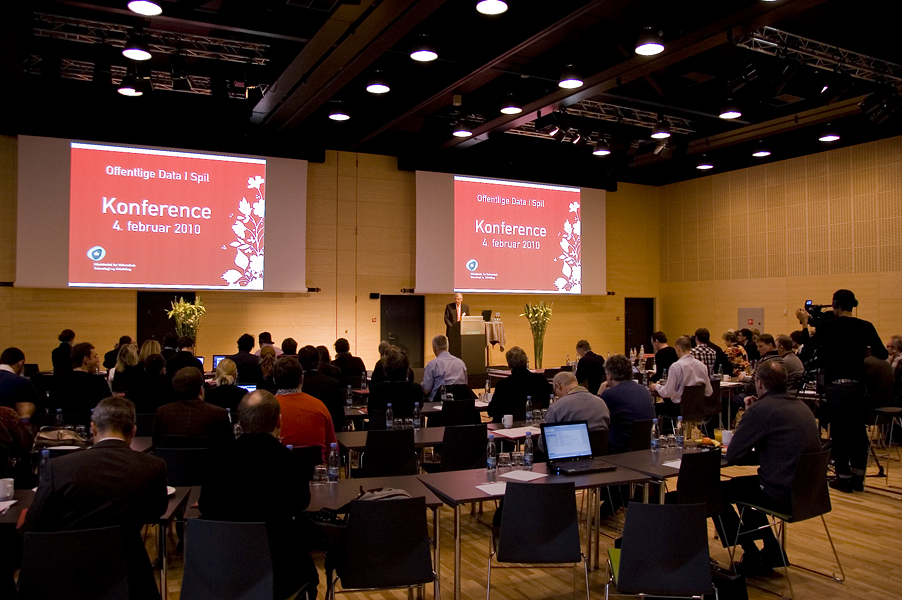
[{"xmin": 804, "ymin": 300, "xmax": 835, "ymax": 328}]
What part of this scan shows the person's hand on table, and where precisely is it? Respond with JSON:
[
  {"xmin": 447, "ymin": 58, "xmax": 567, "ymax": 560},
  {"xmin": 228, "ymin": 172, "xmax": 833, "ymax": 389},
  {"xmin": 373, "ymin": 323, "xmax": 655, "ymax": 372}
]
[{"xmin": 744, "ymin": 395, "xmax": 757, "ymax": 409}]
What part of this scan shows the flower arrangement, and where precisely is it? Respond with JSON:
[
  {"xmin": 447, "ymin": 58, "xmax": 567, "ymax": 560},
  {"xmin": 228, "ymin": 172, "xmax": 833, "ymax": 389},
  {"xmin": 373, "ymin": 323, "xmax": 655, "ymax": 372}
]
[
  {"xmin": 166, "ymin": 296, "xmax": 206, "ymax": 344},
  {"xmin": 521, "ymin": 301, "xmax": 553, "ymax": 368}
]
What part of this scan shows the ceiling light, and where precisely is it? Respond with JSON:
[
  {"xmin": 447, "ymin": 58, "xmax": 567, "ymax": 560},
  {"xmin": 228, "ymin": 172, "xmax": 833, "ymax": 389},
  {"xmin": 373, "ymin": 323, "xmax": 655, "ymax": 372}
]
[
  {"xmin": 117, "ymin": 74, "xmax": 142, "ymax": 96},
  {"xmin": 475, "ymin": 0, "xmax": 508, "ymax": 15},
  {"xmin": 548, "ymin": 126, "xmax": 566, "ymax": 142},
  {"xmin": 719, "ymin": 100, "xmax": 742, "ymax": 120},
  {"xmin": 127, "ymin": 0, "xmax": 162, "ymax": 16},
  {"xmin": 558, "ymin": 65, "xmax": 583, "ymax": 89},
  {"xmin": 122, "ymin": 34, "xmax": 152, "ymax": 61},
  {"xmin": 818, "ymin": 128, "xmax": 840, "ymax": 142},
  {"xmin": 329, "ymin": 102, "xmax": 350, "ymax": 121},
  {"xmin": 635, "ymin": 28, "xmax": 664, "ymax": 56},
  {"xmin": 452, "ymin": 122, "xmax": 473, "ymax": 137},
  {"xmin": 410, "ymin": 34, "xmax": 438, "ymax": 62},
  {"xmin": 696, "ymin": 155, "xmax": 713, "ymax": 170},
  {"xmin": 752, "ymin": 143, "xmax": 771, "ymax": 158},
  {"xmin": 571, "ymin": 132, "xmax": 587, "ymax": 147},
  {"xmin": 593, "ymin": 139, "xmax": 611, "ymax": 156},
  {"xmin": 366, "ymin": 71, "xmax": 390, "ymax": 94},
  {"xmin": 500, "ymin": 94, "xmax": 522, "ymax": 115},
  {"xmin": 650, "ymin": 119, "xmax": 671, "ymax": 139}
]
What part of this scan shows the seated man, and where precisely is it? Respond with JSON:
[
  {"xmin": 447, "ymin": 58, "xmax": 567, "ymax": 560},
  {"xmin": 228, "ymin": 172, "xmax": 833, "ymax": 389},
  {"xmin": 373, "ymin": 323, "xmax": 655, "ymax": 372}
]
[
  {"xmin": 103, "ymin": 335, "xmax": 132, "ymax": 370},
  {"xmin": 649, "ymin": 331, "xmax": 678, "ymax": 383},
  {"xmin": 541, "ymin": 371, "xmax": 610, "ymax": 451},
  {"xmin": 574, "ymin": 339, "xmax": 606, "ymax": 394},
  {"xmin": 488, "ymin": 346, "xmax": 553, "ymax": 423},
  {"xmin": 152, "ymin": 367, "xmax": 233, "ymax": 449},
  {"xmin": 369, "ymin": 341, "xmax": 392, "ymax": 387},
  {"xmin": 24, "ymin": 396, "xmax": 168, "ymax": 600},
  {"xmin": 65, "ymin": 342, "xmax": 112, "ymax": 425},
  {"xmin": 298, "ymin": 345, "xmax": 344, "ymax": 432},
  {"xmin": 776, "ymin": 335, "xmax": 804, "ymax": 392},
  {"xmin": 254, "ymin": 331, "xmax": 283, "ymax": 357},
  {"xmin": 331, "ymin": 338, "xmax": 366, "ymax": 386},
  {"xmin": 422, "ymin": 335, "xmax": 468, "ymax": 401},
  {"xmin": 273, "ymin": 356, "xmax": 336, "ymax": 460},
  {"xmin": 0, "ymin": 347, "xmax": 40, "ymax": 411},
  {"xmin": 720, "ymin": 360, "xmax": 821, "ymax": 576},
  {"xmin": 165, "ymin": 336, "xmax": 204, "ymax": 378},
  {"xmin": 229, "ymin": 333, "xmax": 263, "ymax": 384},
  {"xmin": 368, "ymin": 347, "xmax": 425, "ymax": 426},
  {"xmin": 650, "ymin": 336, "xmax": 712, "ymax": 428},
  {"xmin": 599, "ymin": 354, "xmax": 655, "ymax": 454},
  {"xmin": 199, "ymin": 390, "xmax": 318, "ymax": 600}
]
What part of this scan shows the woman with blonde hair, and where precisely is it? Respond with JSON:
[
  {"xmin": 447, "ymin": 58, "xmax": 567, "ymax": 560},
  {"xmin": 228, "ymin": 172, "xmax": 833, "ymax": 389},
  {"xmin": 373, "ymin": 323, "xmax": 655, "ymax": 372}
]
[
  {"xmin": 109, "ymin": 344, "xmax": 140, "ymax": 393},
  {"xmin": 137, "ymin": 339, "xmax": 161, "ymax": 365},
  {"xmin": 204, "ymin": 358, "xmax": 246, "ymax": 413},
  {"xmin": 259, "ymin": 345, "xmax": 277, "ymax": 391}
]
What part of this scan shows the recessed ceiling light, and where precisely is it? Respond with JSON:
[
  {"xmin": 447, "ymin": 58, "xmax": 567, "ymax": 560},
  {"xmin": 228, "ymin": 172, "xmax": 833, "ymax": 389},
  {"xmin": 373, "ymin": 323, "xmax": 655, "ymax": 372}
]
[
  {"xmin": 650, "ymin": 119, "xmax": 671, "ymax": 139},
  {"xmin": 635, "ymin": 28, "xmax": 664, "ymax": 56},
  {"xmin": 329, "ymin": 102, "xmax": 350, "ymax": 121},
  {"xmin": 366, "ymin": 71, "xmax": 390, "ymax": 94},
  {"xmin": 500, "ymin": 94, "xmax": 522, "ymax": 115},
  {"xmin": 476, "ymin": 0, "xmax": 508, "ymax": 15},
  {"xmin": 558, "ymin": 65, "xmax": 583, "ymax": 89},
  {"xmin": 452, "ymin": 122, "xmax": 473, "ymax": 137},
  {"xmin": 122, "ymin": 35, "xmax": 152, "ymax": 61},
  {"xmin": 593, "ymin": 139, "xmax": 611, "ymax": 156},
  {"xmin": 752, "ymin": 148, "xmax": 771, "ymax": 158},
  {"xmin": 696, "ymin": 156, "xmax": 714, "ymax": 170},
  {"xmin": 117, "ymin": 74, "xmax": 142, "ymax": 96},
  {"xmin": 410, "ymin": 34, "xmax": 438, "ymax": 62},
  {"xmin": 719, "ymin": 100, "xmax": 742, "ymax": 120},
  {"xmin": 819, "ymin": 132, "xmax": 840, "ymax": 142},
  {"xmin": 127, "ymin": 0, "xmax": 162, "ymax": 16}
]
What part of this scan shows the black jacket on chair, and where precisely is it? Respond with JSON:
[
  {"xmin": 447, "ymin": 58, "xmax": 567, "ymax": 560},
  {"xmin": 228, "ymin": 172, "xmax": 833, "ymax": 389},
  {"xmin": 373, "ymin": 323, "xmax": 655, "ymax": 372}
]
[{"xmin": 575, "ymin": 351, "xmax": 606, "ymax": 395}]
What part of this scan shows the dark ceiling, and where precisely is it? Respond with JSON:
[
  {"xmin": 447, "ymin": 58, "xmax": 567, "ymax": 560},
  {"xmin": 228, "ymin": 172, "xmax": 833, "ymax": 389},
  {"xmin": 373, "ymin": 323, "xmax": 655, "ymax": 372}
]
[{"xmin": 3, "ymin": 0, "xmax": 902, "ymax": 190}]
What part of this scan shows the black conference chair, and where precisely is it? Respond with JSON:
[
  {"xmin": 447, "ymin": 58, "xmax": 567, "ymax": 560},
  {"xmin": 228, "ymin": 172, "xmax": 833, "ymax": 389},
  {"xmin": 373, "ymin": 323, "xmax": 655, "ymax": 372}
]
[
  {"xmin": 154, "ymin": 447, "xmax": 211, "ymax": 486},
  {"xmin": 157, "ymin": 435, "xmax": 217, "ymax": 449},
  {"xmin": 18, "ymin": 526, "xmax": 129, "ymax": 600},
  {"xmin": 441, "ymin": 399, "xmax": 480, "ymax": 426},
  {"xmin": 732, "ymin": 450, "xmax": 843, "ymax": 598},
  {"xmin": 135, "ymin": 413, "xmax": 155, "ymax": 437},
  {"xmin": 326, "ymin": 497, "xmax": 436, "ymax": 600},
  {"xmin": 446, "ymin": 384, "xmax": 477, "ymax": 400},
  {"xmin": 627, "ymin": 419, "xmax": 653, "ymax": 452},
  {"xmin": 360, "ymin": 428, "xmax": 417, "ymax": 478},
  {"xmin": 291, "ymin": 445, "xmax": 323, "ymax": 481},
  {"xmin": 605, "ymin": 502, "xmax": 714, "ymax": 600},
  {"xmin": 488, "ymin": 481, "xmax": 588, "ymax": 600},
  {"xmin": 441, "ymin": 424, "xmax": 488, "ymax": 471},
  {"xmin": 666, "ymin": 450, "xmax": 730, "ymax": 555},
  {"xmin": 589, "ymin": 429, "xmax": 609, "ymax": 456}
]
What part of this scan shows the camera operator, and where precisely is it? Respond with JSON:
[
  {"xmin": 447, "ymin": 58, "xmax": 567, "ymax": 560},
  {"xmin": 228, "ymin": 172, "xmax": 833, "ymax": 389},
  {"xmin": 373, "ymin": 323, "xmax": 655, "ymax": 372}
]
[{"xmin": 795, "ymin": 289, "xmax": 887, "ymax": 492}]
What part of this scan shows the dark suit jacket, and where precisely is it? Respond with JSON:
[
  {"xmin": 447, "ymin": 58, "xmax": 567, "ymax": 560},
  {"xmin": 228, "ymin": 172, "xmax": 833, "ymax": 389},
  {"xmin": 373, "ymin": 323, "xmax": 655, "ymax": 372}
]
[
  {"xmin": 203, "ymin": 383, "xmax": 247, "ymax": 414},
  {"xmin": 165, "ymin": 351, "xmax": 204, "ymax": 378},
  {"xmin": 103, "ymin": 347, "xmax": 120, "ymax": 370},
  {"xmin": 302, "ymin": 370, "xmax": 344, "ymax": 432},
  {"xmin": 368, "ymin": 380, "xmax": 425, "ymax": 420},
  {"xmin": 24, "ymin": 439, "xmax": 168, "ymax": 600},
  {"xmin": 331, "ymin": 352, "xmax": 365, "ymax": 386},
  {"xmin": 199, "ymin": 433, "xmax": 317, "ymax": 600},
  {"xmin": 706, "ymin": 342, "xmax": 734, "ymax": 377},
  {"xmin": 651, "ymin": 346, "xmax": 678, "ymax": 383},
  {"xmin": 127, "ymin": 372, "xmax": 175, "ymax": 414},
  {"xmin": 228, "ymin": 351, "xmax": 262, "ymax": 384},
  {"xmin": 575, "ymin": 351, "xmax": 606, "ymax": 395},
  {"xmin": 319, "ymin": 362, "xmax": 342, "ymax": 382},
  {"xmin": 61, "ymin": 370, "xmax": 111, "ymax": 424},
  {"xmin": 487, "ymin": 367, "xmax": 553, "ymax": 423},
  {"xmin": 444, "ymin": 302, "xmax": 470, "ymax": 336},
  {"xmin": 51, "ymin": 343, "xmax": 72, "ymax": 378},
  {"xmin": 0, "ymin": 369, "xmax": 40, "ymax": 410},
  {"xmin": 369, "ymin": 360, "xmax": 414, "ymax": 386},
  {"xmin": 152, "ymin": 398, "xmax": 234, "ymax": 448}
]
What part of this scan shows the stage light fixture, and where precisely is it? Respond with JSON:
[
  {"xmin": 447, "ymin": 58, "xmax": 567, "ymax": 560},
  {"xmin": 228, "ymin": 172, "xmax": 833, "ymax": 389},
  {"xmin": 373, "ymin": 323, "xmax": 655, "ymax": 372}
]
[
  {"xmin": 476, "ymin": 0, "xmax": 508, "ymax": 15},
  {"xmin": 329, "ymin": 101, "xmax": 350, "ymax": 121},
  {"xmin": 571, "ymin": 132, "xmax": 587, "ymax": 147},
  {"xmin": 122, "ymin": 33, "xmax": 152, "ymax": 61},
  {"xmin": 650, "ymin": 118, "xmax": 671, "ymax": 139},
  {"xmin": 500, "ymin": 93, "xmax": 522, "ymax": 115},
  {"xmin": 548, "ymin": 126, "xmax": 566, "ymax": 142},
  {"xmin": 452, "ymin": 122, "xmax": 473, "ymax": 137},
  {"xmin": 558, "ymin": 65, "xmax": 583, "ymax": 89},
  {"xmin": 719, "ymin": 99, "xmax": 742, "ymax": 120},
  {"xmin": 117, "ymin": 73, "xmax": 142, "ymax": 96},
  {"xmin": 366, "ymin": 71, "xmax": 390, "ymax": 94},
  {"xmin": 635, "ymin": 28, "xmax": 664, "ymax": 56},
  {"xmin": 410, "ymin": 34, "xmax": 438, "ymax": 62},
  {"xmin": 696, "ymin": 155, "xmax": 714, "ymax": 170},
  {"xmin": 593, "ymin": 139, "xmax": 611, "ymax": 156},
  {"xmin": 127, "ymin": 0, "xmax": 162, "ymax": 16},
  {"xmin": 729, "ymin": 65, "xmax": 759, "ymax": 94}
]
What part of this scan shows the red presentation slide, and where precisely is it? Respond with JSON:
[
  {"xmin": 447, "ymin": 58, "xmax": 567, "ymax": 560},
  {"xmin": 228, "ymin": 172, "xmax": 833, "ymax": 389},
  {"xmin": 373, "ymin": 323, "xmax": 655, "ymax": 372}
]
[
  {"xmin": 68, "ymin": 143, "xmax": 266, "ymax": 289},
  {"xmin": 453, "ymin": 176, "xmax": 581, "ymax": 294}
]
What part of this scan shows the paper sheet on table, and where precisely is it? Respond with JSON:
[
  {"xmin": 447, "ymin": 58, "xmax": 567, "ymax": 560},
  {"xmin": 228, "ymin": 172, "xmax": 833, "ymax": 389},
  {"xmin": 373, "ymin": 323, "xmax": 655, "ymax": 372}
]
[
  {"xmin": 492, "ymin": 426, "xmax": 541, "ymax": 439},
  {"xmin": 0, "ymin": 500, "xmax": 17, "ymax": 512},
  {"xmin": 500, "ymin": 470, "xmax": 547, "ymax": 482},
  {"xmin": 663, "ymin": 460, "xmax": 682, "ymax": 469},
  {"xmin": 476, "ymin": 482, "xmax": 507, "ymax": 495},
  {"xmin": 475, "ymin": 400, "xmax": 489, "ymax": 408}
]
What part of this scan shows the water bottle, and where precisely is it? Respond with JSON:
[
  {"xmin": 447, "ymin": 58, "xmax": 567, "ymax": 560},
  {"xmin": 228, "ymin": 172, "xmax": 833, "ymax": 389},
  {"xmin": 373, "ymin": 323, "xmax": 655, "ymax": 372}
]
[
  {"xmin": 549, "ymin": 392, "xmax": 555, "ymax": 406},
  {"xmin": 55, "ymin": 409, "xmax": 64, "ymax": 428},
  {"xmin": 523, "ymin": 432, "xmax": 534, "ymax": 471},
  {"xmin": 385, "ymin": 403, "xmax": 394, "ymax": 430},
  {"xmin": 639, "ymin": 345, "xmax": 645, "ymax": 367},
  {"xmin": 660, "ymin": 368, "xmax": 668, "ymax": 386},
  {"xmin": 525, "ymin": 396, "xmax": 533, "ymax": 424},
  {"xmin": 651, "ymin": 418, "xmax": 661, "ymax": 452},
  {"xmin": 675, "ymin": 417, "xmax": 684, "ymax": 450},
  {"xmin": 226, "ymin": 408, "xmax": 232, "ymax": 423},
  {"xmin": 486, "ymin": 434, "xmax": 497, "ymax": 474},
  {"xmin": 413, "ymin": 402, "xmax": 422, "ymax": 430},
  {"xmin": 714, "ymin": 364, "xmax": 723, "ymax": 382},
  {"xmin": 361, "ymin": 371, "xmax": 367, "ymax": 390},
  {"xmin": 39, "ymin": 449, "xmax": 51, "ymax": 485},
  {"xmin": 566, "ymin": 354, "xmax": 571, "ymax": 366},
  {"xmin": 345, "ymin": 385, "xmax": 353, "ymax": 406},
  {"xmin": 485, "ymin": 379, "xmax": 491, "ymax": 397},
  {"xmin": 440, "ymin": 384, "xmax": 447, "ymax": 401},
  {"xmin": 328, "ymin": 443, "xmax": 340, "ymax": 483}
]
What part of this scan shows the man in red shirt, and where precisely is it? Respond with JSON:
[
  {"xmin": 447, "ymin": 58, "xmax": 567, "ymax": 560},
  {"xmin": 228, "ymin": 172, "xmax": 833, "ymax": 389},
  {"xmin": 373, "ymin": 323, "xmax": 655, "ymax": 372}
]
[{"xmin": 273, "ymin": 356, "xmax": 336, "ymax": 460}]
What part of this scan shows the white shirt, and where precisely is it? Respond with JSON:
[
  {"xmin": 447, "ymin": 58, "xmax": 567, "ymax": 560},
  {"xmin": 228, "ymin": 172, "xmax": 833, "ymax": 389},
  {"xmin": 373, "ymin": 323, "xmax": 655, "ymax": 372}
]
[
  {"xmin": 422, "ymin": 351, "xmax": 468, "ymax": 399},
  {"xmin": 0, "ymin": 365, "xmax": 17, "ymax": 375},
  {"xmin": 654, "ymin": 354, "xmax": 712, "ymax": 403}
]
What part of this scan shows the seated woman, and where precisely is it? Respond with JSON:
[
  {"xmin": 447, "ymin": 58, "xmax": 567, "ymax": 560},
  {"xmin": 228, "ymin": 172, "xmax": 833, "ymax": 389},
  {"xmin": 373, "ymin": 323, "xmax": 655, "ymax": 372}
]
[
  {"xmin": 367, "ymin": 347, "xmax": 425, "ymax": 429},
  {"xmin": 259, "ymin": 346, "xmax": 278, "ymax": 392},
  {"xmin": 137, "ymin": 339, "xmax": 161, "ymax": 366},
  {"xmin": 722, "ymin": 331, "xmax": 750, "ymax": 377},
  {"xmin": 204, "ymin": 359, "xmax": 247, "ymax": 414},
  {"xmin": 488, "ymin": 346, "xmax": 553, "ymax": 423},
  {"xmin": 129, "ymin": 353, "xmax": 174, "ymax": 413},
  {"xmin": 109, "ymin": 344, "xmax": 141, "ymax": 394}
]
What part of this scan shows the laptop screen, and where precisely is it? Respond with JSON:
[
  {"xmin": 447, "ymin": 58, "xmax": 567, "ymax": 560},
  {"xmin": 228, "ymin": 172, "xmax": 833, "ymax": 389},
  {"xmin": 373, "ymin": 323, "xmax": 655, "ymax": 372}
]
[
  {"xmin": 542, "ymin": 421, "xmax": 593, "ymax": 461},
  {"xmin": 241, "ymin": 384, "xmax": 257, "ymax": 394},
  {"xmin": 196, "ymin": 356, "xmax": 205, "ymax": 369},
  {"xmin": 212, "ymin": 355, "xmax": 226, "ymax": 369}
]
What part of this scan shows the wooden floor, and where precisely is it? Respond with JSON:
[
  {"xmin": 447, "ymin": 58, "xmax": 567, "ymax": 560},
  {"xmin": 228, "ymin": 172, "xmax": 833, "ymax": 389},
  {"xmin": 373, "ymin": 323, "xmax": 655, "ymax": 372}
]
[{"xmin": 156, "ymin": 448, "xmax": 902, "ymax": 600}]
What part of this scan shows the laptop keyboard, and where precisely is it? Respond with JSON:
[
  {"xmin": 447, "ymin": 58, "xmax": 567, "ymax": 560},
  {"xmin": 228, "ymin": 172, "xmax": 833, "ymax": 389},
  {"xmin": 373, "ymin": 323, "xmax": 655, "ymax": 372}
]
[{"xmin": 558, "ymin": 457, "xmax": 615, "ymax": 473}]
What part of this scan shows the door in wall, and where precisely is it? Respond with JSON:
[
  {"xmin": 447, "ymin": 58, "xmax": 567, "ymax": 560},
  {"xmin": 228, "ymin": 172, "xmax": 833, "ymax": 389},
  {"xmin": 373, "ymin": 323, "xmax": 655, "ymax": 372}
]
[
  {"xmin": 137, "ymin": 291, "xmax": 195, "ymax": 347},
  {"xmin": 737, "ymin": 308, "xmax": 764, "ymax": 332},
  {"xmin": 380, "ymin": 295, "xmax": 426, "ymax": 368},
  {"xmin": 624, "ymin": 297, "xmax": 655, "ymax": 355}
]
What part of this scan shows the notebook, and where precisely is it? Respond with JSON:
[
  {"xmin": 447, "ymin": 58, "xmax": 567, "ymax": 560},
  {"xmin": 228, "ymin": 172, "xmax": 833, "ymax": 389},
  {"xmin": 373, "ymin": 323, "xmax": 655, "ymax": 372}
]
[{"xmin": 540, "ymin": 421, "xmax": 615, "ymax": 475}]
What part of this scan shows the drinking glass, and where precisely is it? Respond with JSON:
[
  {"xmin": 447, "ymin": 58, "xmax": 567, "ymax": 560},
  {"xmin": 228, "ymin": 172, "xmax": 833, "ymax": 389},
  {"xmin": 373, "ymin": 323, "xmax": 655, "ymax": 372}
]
[
  {"xmin": 312, "ymin": 465, "xmax": 329, "ymax": 485},
  {"xmin": 75, "ymin": 425, "xmax": 87, "ymax": 440},
  {"xmin": 510, "ymin": 451, "xmax": 524, "ymax": 470},
  {"xmin": 498, "ymin": 452, "xmax": 511, "ymax": 471}
]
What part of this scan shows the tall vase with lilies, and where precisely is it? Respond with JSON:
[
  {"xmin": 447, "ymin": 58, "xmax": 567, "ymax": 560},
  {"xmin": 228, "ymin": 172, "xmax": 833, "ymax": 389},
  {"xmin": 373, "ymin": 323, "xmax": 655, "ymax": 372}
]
[{"xmin": 521, "ymin": 301, "xmax": 553, "ymax": 369}]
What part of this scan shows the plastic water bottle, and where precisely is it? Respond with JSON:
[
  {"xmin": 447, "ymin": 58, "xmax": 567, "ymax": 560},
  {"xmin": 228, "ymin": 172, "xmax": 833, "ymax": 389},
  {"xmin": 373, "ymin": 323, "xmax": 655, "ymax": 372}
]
[
  {"xmin": 639, "ymin": 345, "xmax": 645, "ymax": 367},
  {"xmin": 361, "ymin": 371, "xmax": 367, "ymax": 390},
  {"xmin": 524, "ymin": 432, "xmax": 534, "ymax": 471},
  {"xmin": 328, "ymin": 443, "xmax": 340, "ymax": 483},
  {"xmin": 413, "ymin": 402, "xmax": 422, "ymax": 430},
  {"xmin": 485, "ymin": 380, "xmax": 491, "ymax": 397},
  {"xmin": 549, "ymin": 392, "xmax": 555, "ymax": 406},
  {"xmin": 486, "ymin": 434, "xmax": 497, "ymax": 474},
  {"xmin": 440, "ymin": 384, "xmax": 447, "ymax": 401},
  {"xmin": 226, "ymin": 408, "xmax": 232, "ymax": 423},
  {"xmin": 714, "ymin": 364, "xmax": 723, "ymax": 382},
  {"xmin": 345, "ymin": 385, "xmax": 353, "ymax": 406},
  {"xmin": 660, "ymin": 368, "xmax": 668, "ymax": 386},
  {"xmin": 651, "ymin": 418, "xmax": 661, "ymax": 452},
  {"xmin": 55, "ymin": 409, "xmax": 64, "ymax": 428},
  {"xmin": 525, "ymin": 396, "xmax": 533, "ymax": 424},
  {"xmin": 566, "ymin": 354, "xmax": 571, "ymax": 366},
  {"xmin": 39, "ymin": 449, "xmax": 51, "ymax": 485},
  {"xmin": 675, "ymin": 417, "xmax": 684, "ymax": 450},
  {"xmin": 385, "ymin": 403, "xmax": 394, "ymax": 430}
]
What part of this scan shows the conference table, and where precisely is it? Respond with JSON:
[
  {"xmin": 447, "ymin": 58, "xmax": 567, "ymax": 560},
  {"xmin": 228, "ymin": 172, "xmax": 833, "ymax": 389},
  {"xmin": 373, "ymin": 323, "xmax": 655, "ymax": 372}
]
[
  {"xmin": 418, "ymin": 464, "xmax": 652, "ymax": 600},
  {"xmin": 344, "ymin": 399, "xmax": 490, "ymax": 419}
]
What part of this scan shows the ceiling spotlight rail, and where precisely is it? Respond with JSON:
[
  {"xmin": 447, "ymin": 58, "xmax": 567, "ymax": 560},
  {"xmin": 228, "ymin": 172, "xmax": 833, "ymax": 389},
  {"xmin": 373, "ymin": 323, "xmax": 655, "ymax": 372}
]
[
  {"xmin": 33, "ymin": 13, "xmax": 271, "ymax": 65},
  {"xmin": 737, "ymin": 26, "xmax": 902, "ymax": 86},
  {"xmin": 563, "ymin": 100, "xmax": 694, "ymax": 135}
]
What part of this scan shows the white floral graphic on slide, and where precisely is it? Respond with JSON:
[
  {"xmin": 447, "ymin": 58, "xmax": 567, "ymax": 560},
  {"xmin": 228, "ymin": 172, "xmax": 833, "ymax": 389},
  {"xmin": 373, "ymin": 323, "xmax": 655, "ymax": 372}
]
[
  {"xmin": 553, "ymin": 201, "xmax": 581, "ymax": 293},
  {"xmin": 220, "ymin": 176, "xmax": 265, "ymax": 289}
]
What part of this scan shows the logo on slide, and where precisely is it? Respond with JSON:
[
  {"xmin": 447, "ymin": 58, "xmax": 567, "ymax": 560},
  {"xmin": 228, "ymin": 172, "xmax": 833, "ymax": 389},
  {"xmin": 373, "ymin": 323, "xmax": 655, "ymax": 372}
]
[
  {"xmin": 466, "ymin": 259, "xmax": 478, "ymax": 271},
  {"xmin": 87, "ymin": 246, "xmax": 106, "ymax": 261}
]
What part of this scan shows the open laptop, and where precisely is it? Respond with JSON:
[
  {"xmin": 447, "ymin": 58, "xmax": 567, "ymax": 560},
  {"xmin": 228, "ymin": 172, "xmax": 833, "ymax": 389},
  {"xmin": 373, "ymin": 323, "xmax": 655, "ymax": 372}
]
[
  {"xmin": 540, "ymin": 420, "xmax": 616, "ymax": 475},
  {"xmin": 196, "ymin": 356, "xmax": 205, "ymax": 370},
  {"xmin": 240, "ymin": 384, "xmax": 257, "ymax": 394},
  {"xmin": 212, "ymin": 355, "xmax": 227, "ymax": 370}
]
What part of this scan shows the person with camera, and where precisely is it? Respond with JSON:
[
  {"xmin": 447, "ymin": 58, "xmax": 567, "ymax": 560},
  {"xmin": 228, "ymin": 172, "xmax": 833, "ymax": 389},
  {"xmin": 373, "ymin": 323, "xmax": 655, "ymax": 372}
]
[{"xmin": 795, "ymin": 289, "xmax": 887, "ymax": 492}]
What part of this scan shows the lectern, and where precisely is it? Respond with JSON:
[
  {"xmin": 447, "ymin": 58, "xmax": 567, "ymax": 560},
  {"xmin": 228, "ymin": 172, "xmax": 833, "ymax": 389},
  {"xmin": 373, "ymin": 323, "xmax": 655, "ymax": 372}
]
[{"xmin": 461, "ymin": 316, "xmax": 487, "ymax": 377}]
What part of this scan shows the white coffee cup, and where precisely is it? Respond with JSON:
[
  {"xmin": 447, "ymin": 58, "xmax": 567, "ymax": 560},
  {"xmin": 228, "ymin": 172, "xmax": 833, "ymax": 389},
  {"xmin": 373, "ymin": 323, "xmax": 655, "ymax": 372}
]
[
  {"xmin": 502, "ymin": 414, "xmax": 513, "ymax": 428},
  {"xmin": 722, "ymin": 374, "xmax": 730, "ymax": 382},
  {"xmin": 721, "ymin": 430, "xmax": 733, "ymax": 446},
  {"xmin": 0, "ymin": 478, "xmax": 13, "ymax": 501}
]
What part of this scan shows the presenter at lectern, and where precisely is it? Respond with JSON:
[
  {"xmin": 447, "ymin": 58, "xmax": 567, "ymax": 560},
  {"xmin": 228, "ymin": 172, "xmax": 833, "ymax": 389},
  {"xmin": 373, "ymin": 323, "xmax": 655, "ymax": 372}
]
[{"xmin": 444, "ymin": 293, "xmax": 470, "ymax": 337}]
